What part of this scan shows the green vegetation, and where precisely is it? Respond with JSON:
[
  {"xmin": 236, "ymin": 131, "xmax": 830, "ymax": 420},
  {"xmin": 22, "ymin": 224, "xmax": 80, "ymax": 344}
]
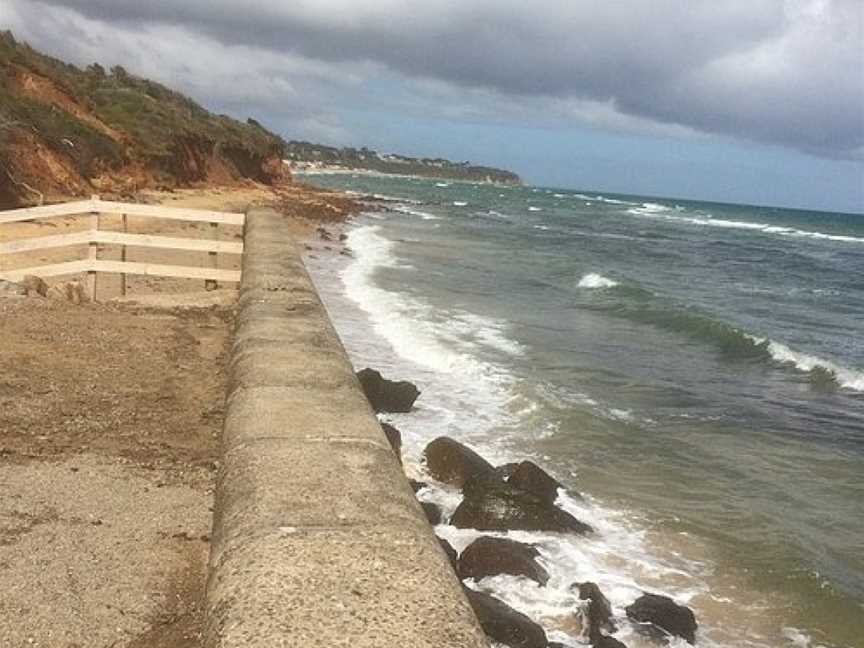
[{"xmin": 0, "ymin": 30, "xmax": 284, "ymax": 197}]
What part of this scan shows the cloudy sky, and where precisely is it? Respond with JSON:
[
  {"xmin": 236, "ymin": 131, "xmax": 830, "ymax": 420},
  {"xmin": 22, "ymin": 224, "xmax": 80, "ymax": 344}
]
[{"xmin": 2, "ymin": 1, "xmax": 863, "ymax": 212}]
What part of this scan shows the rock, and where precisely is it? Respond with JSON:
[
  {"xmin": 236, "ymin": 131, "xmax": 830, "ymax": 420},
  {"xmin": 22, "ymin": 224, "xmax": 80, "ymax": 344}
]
[
  {"xmin": 0, "ymin": 279, "xmax": 27, "ymax": 298},
  {"xmin": 46, "ymin": 280, "xmax": 87, "ymax": 305},
  {"xmin": 380, "ymin": 422, "xmax": 402, "ymax": 464},
  {"xmin": 423, "ymin": 437, "xmax": 495, "ymax": 488},
  {"xmin": 437, "ymin": 536, "xmax": 459, "ymax": 571},
  {"xmin": 317, "ymin": 226, "xmax": 332, "ymax": 241},
  {"xmin": 494, "ymin": 462, "xmax": 521, "ymax": 480},
  {"xmin": 593, "ymin": 636, "xmax": 627, "ymax": 648},
  {"xmin": 463, "ymin": 587, "xmax": 548, "ymax": 648},
  {"xmin": 409, "ymin": 479, "xmax": 428, "ymax": 493},
  {"xmin": 575, "ymin": 582, "xmax": 616, "ymax": 641},
  {"xmin": 458, "ymin": 536, "xmax": 549, "ymax": 586},
  {"xmin": 508, "ymin": 461, "xmax": 564, "ymax": 505},
  {"xmin": 356, "ymin": 368, "xmax": 420, "ymax": 413},
  {"xmin": 339, "ymin": 233, "xmax": 348, "ymax": 241},
  {"xmin": 451, "ymin": 474, "xmax": 593, "ymax": 534},
  {"xmin": 625, "ymin": 593, "xmax": 697, "ymax": 644},
  {"xmin": 20, "ymin": 275, "xmax": 48, "ymax": 297},
  {"xmin": 422, "ymin": 501, "xmax": 443, "ymax": 525}
]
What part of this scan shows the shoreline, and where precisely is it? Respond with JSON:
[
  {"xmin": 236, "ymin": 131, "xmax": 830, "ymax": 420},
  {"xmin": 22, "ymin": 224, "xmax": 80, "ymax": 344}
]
[{"xmin": 301, "ymin": 180, "xmax": 860, "ymax": 648}]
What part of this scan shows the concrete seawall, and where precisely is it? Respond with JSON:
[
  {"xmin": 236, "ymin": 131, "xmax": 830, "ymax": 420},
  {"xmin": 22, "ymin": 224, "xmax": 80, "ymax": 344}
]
[{"xmin": 204, "ymin": 208, "xmax": 488, "ymax": 646}]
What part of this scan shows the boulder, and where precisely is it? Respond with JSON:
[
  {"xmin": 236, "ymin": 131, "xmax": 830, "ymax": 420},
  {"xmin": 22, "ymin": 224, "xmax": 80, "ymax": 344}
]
[
  {"xmin": 20, "ymin": 275, "xmax": 48, "ymax": 297},
  {"xmin": 409, "ymin": 479, "xmax": 428, "ymax": 493},
  {"xmin": 593, "ymin": 636, "xmax": 627, "ymax": 648},
  {"xmin": 46, "ymin": 280, "xmax": 87, "ymax": 305},
  {"xmin": 508, "ymin": 461, "xmax": 564, "ymax": 505},
  {"xmin": 437, "ymin": 536, "xmax": 459, "ymax": 571},
  {"xmin": 451, "ymin": 474, "xmax": 593, "ymax": 534},
  {"xmin": 625, "ymin": 593, "xmax": 697, "ymax": 644},
  {"xmin": 421, "ymin": 501, "xmax": 443, "ymax": 525},
  {"xmin": 575, "ymin": 582, "xmax": 616, "ymax": 641},
  {"xmin": 463, "ymin": 587, "xmax": 548, "ymax": 648},
  {"xmin": 423, "ymin": 437, "xmax": 495, "ymax": 487},
  {"xmin": 380, "ymin": 422, "xmax": 402, "ymax": 464},
  {"xmin": 458, "ymin": 536, "xmax": 549, "ymax": 586},
  {"xmin": 356, "ymin": 368, "xmax": 420, "ymax": 413}
]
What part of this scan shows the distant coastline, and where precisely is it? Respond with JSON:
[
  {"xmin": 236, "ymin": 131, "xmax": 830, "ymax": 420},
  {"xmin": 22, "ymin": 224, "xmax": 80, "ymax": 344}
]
[{"xmin": 284, "ymin": 141, "xmax": 522, "ymax": 186}]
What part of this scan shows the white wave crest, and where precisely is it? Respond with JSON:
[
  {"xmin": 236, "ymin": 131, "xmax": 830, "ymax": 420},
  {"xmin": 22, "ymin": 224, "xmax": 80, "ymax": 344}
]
[
  {"xmin": 626, "ymin": 205, "xmax": 864, "ymax": 244},
  {"xmin": 746, "ymin": 335, "xmax": 864, "ymax": 391},
  {"xmin": 578, "ymin": 273, "xmax": 619, "ymax": 289},
  {"xmin": 393, "ymin": 205, "xmax": 440, "ymax": 220}
]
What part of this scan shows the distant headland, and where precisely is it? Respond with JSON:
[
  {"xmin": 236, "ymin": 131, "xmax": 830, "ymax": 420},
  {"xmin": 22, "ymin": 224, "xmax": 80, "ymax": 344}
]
[{"xmin": 284, "ymin": 141, "xmax": 522, "ymax": 185}]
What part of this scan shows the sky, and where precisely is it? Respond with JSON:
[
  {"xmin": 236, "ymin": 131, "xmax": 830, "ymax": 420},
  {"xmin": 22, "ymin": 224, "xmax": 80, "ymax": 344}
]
[{"xmin": 2, "ymin": 0, "xmax": 863, "ymax": 213}]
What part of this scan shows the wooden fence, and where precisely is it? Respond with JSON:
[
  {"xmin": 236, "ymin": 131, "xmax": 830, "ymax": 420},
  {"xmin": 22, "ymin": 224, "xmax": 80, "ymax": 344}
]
[{"xmin": 0, "ymin": 196, "xmax": 245, "ymax": 299}]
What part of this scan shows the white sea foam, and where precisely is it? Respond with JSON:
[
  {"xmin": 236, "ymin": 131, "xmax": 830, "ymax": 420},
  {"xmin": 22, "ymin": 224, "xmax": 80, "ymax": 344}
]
[
  {"xmin": 578, "ymin": 272, "xmax": 619, "ymax": 289},
  {"xmin": 743, "ymin": 334, "xmax": 864, "ymax": 392},
  {"xmin": 309, "ymin": 219, "xmax": 824, "ymax": 648},
  {"xmin": 435, "ymin": 182, "xmax": 451, "ymax": 187},
  {"xmin": 453, "ymin": 201, "xmax": 468, "ymax": 206},
  {"xmin": 393, "ymin": 205, "xmax": 441, "ymax": 220},
  {"xmin": 626, "ymin": 203, "xmax": 864, "ymax": 244},
  {"xmin": 528, "ymin": 206, "xmax": 543, "ymax": 212},
  {"xmin": 575, "ymin": 193, "xmax": 639, "ymax": 206}
]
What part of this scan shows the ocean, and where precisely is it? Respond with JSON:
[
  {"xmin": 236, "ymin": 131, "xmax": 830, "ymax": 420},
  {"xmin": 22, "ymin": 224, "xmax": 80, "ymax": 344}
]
[{"xmin": 302, "ymin": 172, "xmax": 864, "ymax": 648}]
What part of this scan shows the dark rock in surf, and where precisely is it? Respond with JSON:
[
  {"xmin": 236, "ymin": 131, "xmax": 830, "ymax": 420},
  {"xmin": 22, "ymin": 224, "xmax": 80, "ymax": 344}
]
[
  {"xmin": 437, "ymin": 536, "xmax": 459, "ymax": 571},
  {"xmin": 494, "ymin": 462, "xmax": 521, "ymax": 480},
  {"xmin": 356, "ymin": 368, "xmax": 420, "ymax": 413},
  {"xmin": 625, "ymin": 593, "xmax": 697, "ymax": 644},
  {"xmin": 574, "ymin": 582, "xmax": 616, "ymax": 641},
  {"xmin": 422, "ymin": 501, "xmax": 443, "ymax": 525},
  {"xmin": 423, "ymin": 436, "xmax": 495, "ymax": 487},
  {"xmin": 451, "ymin": 474, "xmax": 593, "ymax": 534},
  {"xmin": 409, "ymin": 479, "xmax": 428, "ymax": 493},
  {"xmin": 380, "ymin": 422, "xmax": 402, "ymax": 463},
  {"xmin": 463, "ymin": 587, "xmax": 548, "ymax": 648},
  {"xmin": 593, "ymin": 636, "xmax": 628, "ymax": 648},
  {"xmin": 507, "ymin": 461, "xmax": 564, "ymax": 505},
  {"xmin": 458, "ymin": 536, "xmax": 549, "ymax": 586}
]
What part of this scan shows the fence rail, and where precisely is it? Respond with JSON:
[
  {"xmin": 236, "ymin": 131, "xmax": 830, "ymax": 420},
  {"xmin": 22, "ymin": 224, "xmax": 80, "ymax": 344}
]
[{"xmin": 0, "ymin": 196, "xmax": 245, "ymax": 299}]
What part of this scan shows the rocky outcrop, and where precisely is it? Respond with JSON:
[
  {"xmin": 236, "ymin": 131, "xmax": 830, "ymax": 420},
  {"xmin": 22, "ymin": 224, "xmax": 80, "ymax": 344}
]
[
  {"xmin": 380, "ymin": 422, "xmax": 402, "ymax": 464},
  {"xmin": 507, "ymin": 461, "xmax": 565, "ymax": 505},
  {"xmin": 438, "ymin": 537, "xmax": 459, "ymax": 572},
  {"xmin": 422, "ymin": 502, "xmax": 443, "ymax": 525},
  {"xmin": 451, "ymin": 474, "xmax": 593, "ymax": 534},
  {"xmin": 593, "ymin": 636, "xmax": 627, "ymax": 648},
  {"xmin": 463, "ymin": 587, "xmax": 548, "ymax": 648},
  {"xmin": 20, "ymin": 275, "xmax": 48, "ymax": 297},
  {"xmin": 575, "ymin": 582, "xmax": 616, "ymax": 642},
  {"xmin": 423, "ymin": 437, "xmax": 495, "ymax": 487},
  {"xmin": 625, "ymin": 593, "xmax": 697, "ymax": 644},
  {"xmin": 356, "ymin": 368, "xmax": 420, "ymax": 413},
  {"xmin": 46, "ymin": 280, "xmax": 87, "ymax": 304},
  {"xmin": 458, "ymin": 536, "xmax": 549, "ymax": 586}
]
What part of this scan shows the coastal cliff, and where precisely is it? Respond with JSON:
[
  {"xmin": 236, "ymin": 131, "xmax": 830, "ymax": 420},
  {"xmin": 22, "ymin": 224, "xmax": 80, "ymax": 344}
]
[{"xmin": 0, "ymin": 31, "xmax": 287, "ymax": 209}]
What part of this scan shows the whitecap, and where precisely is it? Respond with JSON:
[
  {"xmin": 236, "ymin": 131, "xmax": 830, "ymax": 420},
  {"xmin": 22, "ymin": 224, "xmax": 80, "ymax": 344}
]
[
  {"xmin": 746, "ymin": 335, "xmax": 864, "ymax": 391},
  {"xmin": 578, "ymin": 273, "xmax": 619, "ymax": 289}
]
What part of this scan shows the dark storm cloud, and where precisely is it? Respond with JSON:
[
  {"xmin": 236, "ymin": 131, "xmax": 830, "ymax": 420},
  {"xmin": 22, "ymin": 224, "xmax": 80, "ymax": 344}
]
[{"xmin": 4, "ymin": 0, "xmax": 863, "ymax": 159}]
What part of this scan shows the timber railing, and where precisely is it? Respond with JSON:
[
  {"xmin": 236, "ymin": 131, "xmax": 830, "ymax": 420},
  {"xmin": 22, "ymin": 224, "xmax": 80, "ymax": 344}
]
[{"xmin": 0, "ymin": 195, "xmax": 245, "ymax": 299}]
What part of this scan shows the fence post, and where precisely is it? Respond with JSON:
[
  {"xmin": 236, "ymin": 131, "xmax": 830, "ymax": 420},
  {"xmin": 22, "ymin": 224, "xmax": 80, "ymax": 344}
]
[
  {"xmin": 205, "ymin": 221, "xmax": 218, "ymax": 291},
  {"xmin": 88, "ymin": 194, "xmax": 100, "ymax": 301}
]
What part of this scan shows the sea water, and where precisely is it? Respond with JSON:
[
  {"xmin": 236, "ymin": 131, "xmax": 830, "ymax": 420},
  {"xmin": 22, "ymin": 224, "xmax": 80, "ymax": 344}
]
[{"xmin": 302, "ymin": 173, "xmax": 864, "ymax": 648}]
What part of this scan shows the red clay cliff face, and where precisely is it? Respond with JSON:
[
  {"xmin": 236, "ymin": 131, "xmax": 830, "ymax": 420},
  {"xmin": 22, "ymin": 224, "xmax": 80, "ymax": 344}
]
[{"xmin": 0, "ymin": 37, "xmax": 288, "ymax": 208}]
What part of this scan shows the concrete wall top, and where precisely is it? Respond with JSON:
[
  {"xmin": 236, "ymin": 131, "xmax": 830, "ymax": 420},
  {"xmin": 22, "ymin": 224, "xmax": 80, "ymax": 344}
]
[{"xmin": 204, "ymin": 208, "xmax": 488, "ymax": 647}]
